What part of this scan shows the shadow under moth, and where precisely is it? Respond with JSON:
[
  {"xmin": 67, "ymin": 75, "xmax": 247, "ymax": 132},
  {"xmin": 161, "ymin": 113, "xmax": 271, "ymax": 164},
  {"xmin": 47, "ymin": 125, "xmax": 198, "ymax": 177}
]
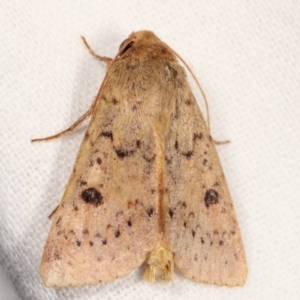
[{"xmin": 34, "ymin": 30, "xmax": 247, "ymax": 287}]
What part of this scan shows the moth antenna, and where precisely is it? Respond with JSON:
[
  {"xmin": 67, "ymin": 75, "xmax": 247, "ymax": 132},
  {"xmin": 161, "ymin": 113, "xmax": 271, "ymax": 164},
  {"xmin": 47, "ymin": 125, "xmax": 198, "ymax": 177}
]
[{"xmin": 81, "ymin": 36, "xmax": 113, "ymax": 65}]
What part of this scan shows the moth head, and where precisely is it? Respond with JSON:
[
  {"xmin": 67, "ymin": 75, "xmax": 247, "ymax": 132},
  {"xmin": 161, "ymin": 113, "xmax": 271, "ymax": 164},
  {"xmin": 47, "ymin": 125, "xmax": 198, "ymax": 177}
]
[{"xmin": 118, "ymin": 30, "xmax": 160, "ymax": 55}]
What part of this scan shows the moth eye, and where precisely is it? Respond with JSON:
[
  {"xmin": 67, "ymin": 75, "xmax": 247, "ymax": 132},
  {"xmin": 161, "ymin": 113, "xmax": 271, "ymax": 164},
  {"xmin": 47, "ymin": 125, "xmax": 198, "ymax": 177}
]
[{"xmin": 119, "ymin": 39, "xmax": 135, "ymax": 54}]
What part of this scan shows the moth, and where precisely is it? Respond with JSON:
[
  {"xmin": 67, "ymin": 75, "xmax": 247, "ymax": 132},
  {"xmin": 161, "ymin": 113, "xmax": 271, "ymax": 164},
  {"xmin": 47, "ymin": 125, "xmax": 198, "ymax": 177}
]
[{"xmin": 36, "ymin": 30, "xmax": 247, "ymax": 287}]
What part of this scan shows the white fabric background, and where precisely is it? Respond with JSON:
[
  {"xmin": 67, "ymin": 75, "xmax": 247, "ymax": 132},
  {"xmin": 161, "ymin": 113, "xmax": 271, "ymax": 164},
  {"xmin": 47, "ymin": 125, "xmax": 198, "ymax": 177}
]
[{"xmin": 1, "ymin": 1, "xmax": 300, "ymax": 299}]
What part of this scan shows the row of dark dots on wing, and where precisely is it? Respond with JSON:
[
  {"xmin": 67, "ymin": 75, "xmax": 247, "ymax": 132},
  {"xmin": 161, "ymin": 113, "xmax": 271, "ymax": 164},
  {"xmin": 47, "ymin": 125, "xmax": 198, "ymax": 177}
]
[
  {"xmin": 68, "ymin": 202, "xmax": 154, "ymax": 248},
  {"xmin": 165, "ymin": 132, "xmax": 204, "ymax": 163},
  {"xmin": 100, "ymin": 130, "xmax": 155, "ymax": 162}
]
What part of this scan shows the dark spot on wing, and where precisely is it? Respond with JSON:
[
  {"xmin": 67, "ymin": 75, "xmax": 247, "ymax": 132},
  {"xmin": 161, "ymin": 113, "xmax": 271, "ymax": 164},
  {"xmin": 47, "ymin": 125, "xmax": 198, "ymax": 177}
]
[
  {"xmin": 182, "ymin": 151, "xmax": 193, "ymax": 159},
  {"xmin": 189, "ymin": 212, "xmax": 195, "ymax": 218},
  {"xmin": 83, "ymin": 229, "xmax": 89, "ymax": 235},
  {"xmin": 165, "ymin": 155, "xmax": 172, "ymax": 164},
  {"xmin": 142, "ymin": 154, "xmax": 156, "ymax": 163},
  {"xmin": 136, "ymin": 140, "xmax": 141, "ymax": 148},
  {"xmin": 165, "ymin": 262, "xmax": 171, "ymax": 271},
  {"xmin": 101, "ymin": 131, "xmax": 113, "ymax": 140},
  {"xmin": 112, "ymin": 98, "xmax": 118, "ymax": 105},
  {"xmin": 115, "ymin": 148, "xmax": 134, "ymax": 158},
  {"xmin": 175, "ymin": 140, "xmax": 178, "ymax": 150},
  {"xmin": 54, "ymin": 249, "xmax": 62, "ymax": 260},
  {"xmin": 168, "ymin": 208, "xmax": 174, "ymax": 218},
  {"xmin": 102, "ymin": 239, "xmax": 107, "ymax": 245},
  {"xmin": 89, "ymin": 241, "xmax": 94, "ymax": 246},
  {"xmin": 193, "ymin": 133, "xmax": 203, "ymax": 141},
  {"xmin": 115, "ymin": 230, "xmax": 121, "ymax": 238},
  {"xmin": 185, "ymin": 99, "xmax": 191, "ymax": 105},
  {"xmin": 127, "ymin": 220, "xmax": 132, "ymax": 227},
  {"xmin": 147, "ymin": 208, "xmax": 154, "ymax": 217},
  {"xmin": 96, "ymin": 157, "xmax": 102, "ymax": 164},
  {"xmin": 81, "ymin": 187, "xmax": 103, "ymax": 206},
  {"xmin": 204, "ymin": 189, "xmax": 219, "ymax": 208},
  {"xmin": 76, "ymin": 240, "xmax": 81, "ymax": 247},
  {"xmin": 80, "ymin": 180, "xmax": 87, "ymax": 186},
  {"xmin": 219, "ymin": 240, "xmax": 224, "ymax": 246},
  {"xmin": 192, "ymin": 230, "xmax": 196, "ymax": 238},
  {"xmin": 201, "ymin": 237, "xmax": 205, "ymax": 244}
]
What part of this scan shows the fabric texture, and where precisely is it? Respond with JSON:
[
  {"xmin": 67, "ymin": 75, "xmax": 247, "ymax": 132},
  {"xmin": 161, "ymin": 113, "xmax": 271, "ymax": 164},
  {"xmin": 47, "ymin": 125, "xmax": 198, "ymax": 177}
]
[{"xmin": 1, "ymin": 1, "xmax": 300, "ymax": 299}]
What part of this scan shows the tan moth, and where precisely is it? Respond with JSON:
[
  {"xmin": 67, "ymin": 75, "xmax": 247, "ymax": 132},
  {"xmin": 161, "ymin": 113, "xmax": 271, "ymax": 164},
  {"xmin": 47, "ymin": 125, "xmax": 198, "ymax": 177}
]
[{"xmin": 34, "ymin": 30, "xmax": 247, "ymax": 287}]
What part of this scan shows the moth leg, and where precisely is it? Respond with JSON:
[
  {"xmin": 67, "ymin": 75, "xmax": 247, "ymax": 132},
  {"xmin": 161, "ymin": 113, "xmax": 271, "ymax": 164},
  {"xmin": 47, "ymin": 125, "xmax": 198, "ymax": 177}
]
[
  {"xmin": 210, "ymin": 136, "xmax": 230, "ymax": 145},
  {"xmin": 31, "ymin": 108, "xmax": 92, "ymax": 142},
  {"xmin": 81, "ymin": 36, "xmax": 113, "ymax": 66},
  {"xmin": 48, "ymin": 205, "xmax": 59, "ymax": 219}
]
